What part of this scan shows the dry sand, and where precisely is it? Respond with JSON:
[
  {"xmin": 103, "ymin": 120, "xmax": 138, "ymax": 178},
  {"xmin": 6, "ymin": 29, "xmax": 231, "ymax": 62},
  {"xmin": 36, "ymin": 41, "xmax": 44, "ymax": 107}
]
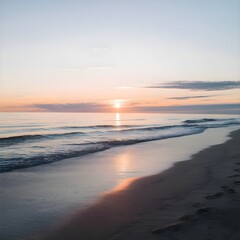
[{"xmin": 35, "ymin": 129, "xmax": 240, "ymax": 240}]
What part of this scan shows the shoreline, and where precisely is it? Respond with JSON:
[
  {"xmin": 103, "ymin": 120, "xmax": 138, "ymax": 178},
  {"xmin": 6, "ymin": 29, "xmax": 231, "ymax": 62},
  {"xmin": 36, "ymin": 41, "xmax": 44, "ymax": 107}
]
[
  {"xmin": 2, "ymin": 127, "xmax": 237, "ymax": 240},
  {"xmin": 35, "ymin": 128, "xmax": 240, "ymax": 240}
]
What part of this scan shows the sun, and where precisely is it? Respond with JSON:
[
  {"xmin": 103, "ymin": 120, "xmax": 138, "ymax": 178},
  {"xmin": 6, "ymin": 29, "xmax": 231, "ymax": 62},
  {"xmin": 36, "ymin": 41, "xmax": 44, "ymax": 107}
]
[
  {"xmin": 114, "ymin": 101, "xmax": 121, "ymax": 109},
  {"xmin": 115, "ymin": 102, "xmax": 121, "ymax": 109}
]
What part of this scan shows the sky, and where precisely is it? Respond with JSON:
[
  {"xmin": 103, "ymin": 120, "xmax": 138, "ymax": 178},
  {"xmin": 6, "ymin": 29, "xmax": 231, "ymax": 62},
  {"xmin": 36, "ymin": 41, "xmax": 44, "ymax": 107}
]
[{"xmin": 1, "ymin": 0, "xmax": 240, "ymax": 113}]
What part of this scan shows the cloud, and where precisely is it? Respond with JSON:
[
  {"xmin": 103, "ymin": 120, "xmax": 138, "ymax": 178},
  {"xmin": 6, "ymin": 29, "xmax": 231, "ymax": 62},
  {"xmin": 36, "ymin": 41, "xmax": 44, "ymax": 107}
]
[
  {"xmin": 147, "ymin": 81, "xmax": 240, "ymax": 91},
  {"xmin": 168, "ymin": 95, "xmax": 216, "ymax": 100},
  {"xmin": 31, "ymin": 103, "xmax": 109, "ymax": 112},
  {"xmin": 133, "ymin": 103, "xmax": 240, "ymax": 114},
  {"xmin": 23, "ymin": 102, "xmax": 240, "ymax": 114}
]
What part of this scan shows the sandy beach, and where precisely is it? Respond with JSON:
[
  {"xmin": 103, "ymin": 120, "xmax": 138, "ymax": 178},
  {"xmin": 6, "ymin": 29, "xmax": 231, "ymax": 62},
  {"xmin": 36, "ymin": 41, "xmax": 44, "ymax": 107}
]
[{"xmin": 32, "ymin": 128, "xmax": 240, "ymax": 240}]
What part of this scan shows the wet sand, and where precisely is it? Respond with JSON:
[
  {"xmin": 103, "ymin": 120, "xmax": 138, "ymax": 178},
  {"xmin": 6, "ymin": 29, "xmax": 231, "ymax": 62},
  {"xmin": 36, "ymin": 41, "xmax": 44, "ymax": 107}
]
[{"xmin": 35, "ymin": 128, "xmax": 240, "ymax": 240}]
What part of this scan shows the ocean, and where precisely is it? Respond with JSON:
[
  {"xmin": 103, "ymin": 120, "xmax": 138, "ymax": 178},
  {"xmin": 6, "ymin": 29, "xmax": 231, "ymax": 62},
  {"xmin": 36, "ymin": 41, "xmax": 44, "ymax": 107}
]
[
  {"xmin": 1, "ymin": 112, "xmax": 240, "ymax": 240},
  {"xmin": 1, "ymin": 112, "xmax": 240, "ymax": 173}
]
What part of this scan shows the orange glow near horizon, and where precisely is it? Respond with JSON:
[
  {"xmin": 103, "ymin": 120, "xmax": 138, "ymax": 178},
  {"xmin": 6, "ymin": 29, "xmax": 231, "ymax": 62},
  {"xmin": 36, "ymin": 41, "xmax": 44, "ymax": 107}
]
[{"xmin": 0, "ymin": 91, "xmax": 240, "ymax": 113}]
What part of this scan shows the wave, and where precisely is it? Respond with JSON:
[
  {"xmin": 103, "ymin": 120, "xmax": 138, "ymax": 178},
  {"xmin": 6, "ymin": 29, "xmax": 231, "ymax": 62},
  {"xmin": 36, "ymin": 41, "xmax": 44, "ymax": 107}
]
[
  {"xmin": 1, "ymin": 117, "xmax": 240, "ymax": 172},
  {"xmin": 0, "ymin": 124, "xmax": 195, "ymax": 148},
  {"xmin": 59, "ymin": 124, "xmax": 142, "ymax": 129},
  {"xmin": 183, "ymin": 118, "xmax": 239, "ymax": 124},
  {"xmin": 183, "ymin": 118, "xmax": 240, "ymax": 130},
  {"xmin": 102, "ymin": 126, "xmax": 205, "ymax": 146},
  {"xmin": 0, "ymin": 125, "xmax": 170, "ymax": 147},
  {"xmin": 112, "ymin": 125, "xmax": 181, "ymax": 133},
  {"xmin": 0, "ymin": 126, "xmax": 204, "ymax": 172},
  {"xmin": 0, "ymin": 144, "xmax": 110, "ymax": 173},
  {"xmin": 184, "ymin": 118, "xmax": 216, "ymax": 123},
  {"xmin": 0, "ymin": 132, "xmax": 85, "ymax": 147},
  {"xmin": 1, "ymin": 118, "xmax": 240, "ymax": 147}
]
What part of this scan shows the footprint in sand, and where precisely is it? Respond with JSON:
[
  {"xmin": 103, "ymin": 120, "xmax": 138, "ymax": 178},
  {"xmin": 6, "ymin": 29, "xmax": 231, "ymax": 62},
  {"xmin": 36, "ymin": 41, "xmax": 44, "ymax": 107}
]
[
  {"xmin": 192, "ymin": 202, "xmax": 203, "ymax": 208},
  {"xmin": 152, "ymin": 221, "xmax": 183, "ymax": 234},
  {"xmin": 179, "ymin": 208, "xmax": 211, "ymax": 222},
  {"xmin": 227, "ymin": 174, "xmax": 240, "ymax": 178},
  {"xmin": 234, "ymin": 180, "xmax": 240, "ymax": 185},
  {"xmin": 152, "ymin": 208, "xmax": 212, "ymax": 234},
  {"xmin": 196, "ymin": 207, "xmax": 212, "ymax": 215},
  {"xmin": 205, "ymin": 192, "xmax": 223, "ymax": 200},
  {"xmin": 221, "ymin": 186, "xmax": 236, "ymax": 193},
  {"xmin": 179, "ymin": 214, "xmax": 194, "ymax": 221}
]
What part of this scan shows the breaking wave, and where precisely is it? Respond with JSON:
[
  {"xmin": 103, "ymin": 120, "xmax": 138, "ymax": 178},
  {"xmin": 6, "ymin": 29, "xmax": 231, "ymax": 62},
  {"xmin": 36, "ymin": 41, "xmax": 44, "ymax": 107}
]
[{"xmin": 1, "ymin": 117, "xmax": 240, "ymax": 172}]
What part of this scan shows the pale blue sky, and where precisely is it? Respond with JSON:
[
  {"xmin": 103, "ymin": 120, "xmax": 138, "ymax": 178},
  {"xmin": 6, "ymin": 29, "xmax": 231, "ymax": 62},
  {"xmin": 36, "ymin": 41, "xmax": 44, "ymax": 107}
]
[{"xmin": 1, "ymin": 0, "xmax": 240, "ymax": 112}]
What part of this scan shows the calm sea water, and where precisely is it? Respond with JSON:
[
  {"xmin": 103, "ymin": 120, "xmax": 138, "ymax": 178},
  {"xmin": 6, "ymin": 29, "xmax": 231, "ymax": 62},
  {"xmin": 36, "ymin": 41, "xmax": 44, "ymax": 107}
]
[{"xmin": 1, "ymin": 112, "xmax": 240, "ymax": 172}]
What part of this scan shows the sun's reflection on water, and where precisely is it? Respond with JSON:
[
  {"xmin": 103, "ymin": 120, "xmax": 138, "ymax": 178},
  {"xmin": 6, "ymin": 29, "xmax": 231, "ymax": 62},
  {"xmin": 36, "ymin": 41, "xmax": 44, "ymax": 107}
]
[
  {"xmin": 115, "ymin": 112, "xmax": 121, "ymax": 126},
  {"xmin": 115, "ymin": 152, "xmax": 131, "ymax": 174},
  {"xmin": 109, "ymin": 177, "xmax": 136, "ymax": 193}
]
